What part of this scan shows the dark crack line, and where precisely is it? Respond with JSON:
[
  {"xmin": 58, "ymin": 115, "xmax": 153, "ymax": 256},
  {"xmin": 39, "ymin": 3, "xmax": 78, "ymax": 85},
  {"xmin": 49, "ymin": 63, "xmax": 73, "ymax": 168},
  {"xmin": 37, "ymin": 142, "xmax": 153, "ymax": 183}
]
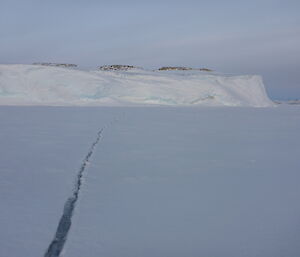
[{"xmin": 44, "ymin": 128, "xmax": 104, "ymax": 257}]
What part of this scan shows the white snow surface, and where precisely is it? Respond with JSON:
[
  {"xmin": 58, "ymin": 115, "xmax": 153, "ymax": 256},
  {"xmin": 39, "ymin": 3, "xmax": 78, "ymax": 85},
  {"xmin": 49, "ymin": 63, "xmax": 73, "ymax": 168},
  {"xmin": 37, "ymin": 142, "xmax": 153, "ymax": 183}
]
[{"xmin": 0, "ymin": 64, "xmax": 274, "ymax": 107}]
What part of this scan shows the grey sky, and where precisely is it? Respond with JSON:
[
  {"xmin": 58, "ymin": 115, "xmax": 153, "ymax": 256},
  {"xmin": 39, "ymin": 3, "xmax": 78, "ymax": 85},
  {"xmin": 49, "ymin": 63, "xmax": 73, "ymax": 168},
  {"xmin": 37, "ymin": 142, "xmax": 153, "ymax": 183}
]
[{"xmin": 1, "ymin": 0, "xmax": 299, "ymax": 99}]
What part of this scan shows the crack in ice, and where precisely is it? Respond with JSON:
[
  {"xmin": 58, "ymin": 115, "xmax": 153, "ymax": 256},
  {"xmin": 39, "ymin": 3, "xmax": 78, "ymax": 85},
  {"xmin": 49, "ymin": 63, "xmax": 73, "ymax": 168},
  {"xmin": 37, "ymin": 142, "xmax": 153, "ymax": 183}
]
[{"xmin": 44, "ymin": 128, "xmax": 104, "ymax": 257}]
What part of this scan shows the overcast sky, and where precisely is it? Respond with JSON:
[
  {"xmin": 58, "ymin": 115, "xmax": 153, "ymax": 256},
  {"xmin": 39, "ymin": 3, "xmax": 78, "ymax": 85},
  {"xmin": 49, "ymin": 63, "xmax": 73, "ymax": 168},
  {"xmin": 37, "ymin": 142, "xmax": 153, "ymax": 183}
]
[{"xmin": 1, "ymin": 0, "xmax": 299, "ymax": 99}]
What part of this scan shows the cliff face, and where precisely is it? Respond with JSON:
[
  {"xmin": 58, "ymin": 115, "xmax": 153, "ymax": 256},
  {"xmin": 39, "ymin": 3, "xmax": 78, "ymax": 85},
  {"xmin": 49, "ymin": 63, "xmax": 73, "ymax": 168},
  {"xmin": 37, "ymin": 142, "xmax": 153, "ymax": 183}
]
[{"xmin": 0, "ymin": 64, "xmax": 274, "ymax": 107}]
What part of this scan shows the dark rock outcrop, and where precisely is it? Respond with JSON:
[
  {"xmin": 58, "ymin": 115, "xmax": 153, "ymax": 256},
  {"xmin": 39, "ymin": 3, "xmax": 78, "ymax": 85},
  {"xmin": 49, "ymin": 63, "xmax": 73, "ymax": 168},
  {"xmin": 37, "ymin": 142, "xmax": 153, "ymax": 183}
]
[
  {"xmin": 158, "ymin": 67, "xmax": 193, "ymax": 71},
  {"xmin": 33, "ymin": 63, "xmax": 77, "ymax": 68},
  {"xmin": 199, "ymin": 68, "xmax": 213, "ymax": 72},
  {"xmin": 99, "ymin": 65, "xmax": 137, "ymax": 71},
  {"xmin": 158, "ymin": 66, "xmax": 213, "ymax": 72}
]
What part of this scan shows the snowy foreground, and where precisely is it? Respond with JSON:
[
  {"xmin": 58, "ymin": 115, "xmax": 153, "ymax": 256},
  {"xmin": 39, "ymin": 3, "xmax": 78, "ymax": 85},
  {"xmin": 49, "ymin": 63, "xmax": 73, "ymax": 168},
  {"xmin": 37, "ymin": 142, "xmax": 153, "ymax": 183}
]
[
  {"xmin": 0, "ymin": 64, "xmax": 273, "ymax": 107},
  {"xmin": 0, "ymin": 106, "xmax": 299, "ymax": 257}
]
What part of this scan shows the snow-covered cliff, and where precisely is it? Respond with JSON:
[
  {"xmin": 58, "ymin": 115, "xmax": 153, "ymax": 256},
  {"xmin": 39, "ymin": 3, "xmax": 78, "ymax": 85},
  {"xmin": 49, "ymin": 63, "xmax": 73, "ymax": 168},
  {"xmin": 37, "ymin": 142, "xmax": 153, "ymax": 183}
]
[{"xmin": 0, "ymin": 64, "xmax": 274, "ymax": 107}]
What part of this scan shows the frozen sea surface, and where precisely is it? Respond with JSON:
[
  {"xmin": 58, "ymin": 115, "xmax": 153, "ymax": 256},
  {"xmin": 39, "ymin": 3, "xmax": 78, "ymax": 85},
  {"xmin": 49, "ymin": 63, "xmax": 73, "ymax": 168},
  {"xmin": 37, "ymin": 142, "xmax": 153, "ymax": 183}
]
[{"xmin": 0, "ymin": 106, "xmax": 299, "ymax": 257}]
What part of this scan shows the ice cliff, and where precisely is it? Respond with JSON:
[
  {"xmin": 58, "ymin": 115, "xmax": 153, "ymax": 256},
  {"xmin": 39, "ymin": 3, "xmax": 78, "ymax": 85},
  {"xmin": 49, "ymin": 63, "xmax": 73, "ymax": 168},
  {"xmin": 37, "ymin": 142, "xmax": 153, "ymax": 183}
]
[{"xmin": 0, "ymin": 64, "xmax": 274, "ymax": 107}]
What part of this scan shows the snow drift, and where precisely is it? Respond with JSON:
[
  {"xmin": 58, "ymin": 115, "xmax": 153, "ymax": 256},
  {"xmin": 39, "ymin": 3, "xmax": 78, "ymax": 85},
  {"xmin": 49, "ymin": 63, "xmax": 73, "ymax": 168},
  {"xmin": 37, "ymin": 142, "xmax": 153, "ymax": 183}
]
[{"xmin": 0, "ymin": 64, "xmax": 274, "ymax": 107}]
